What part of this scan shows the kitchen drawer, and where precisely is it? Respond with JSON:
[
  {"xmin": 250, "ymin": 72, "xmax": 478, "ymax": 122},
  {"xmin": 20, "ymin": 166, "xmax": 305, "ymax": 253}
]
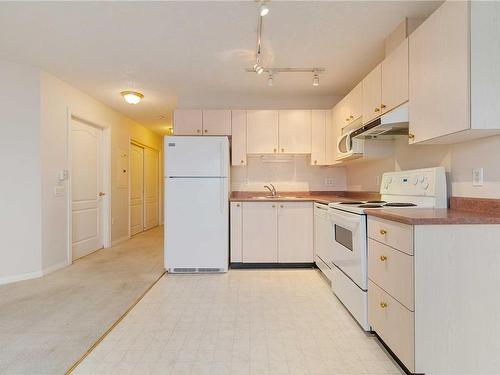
[
  {"xmin": 369, "ymin": 280, "xmax": 415, "ymax": 373},
  {"xmin": 368, "ymin": 239, "xmax": 414, "ymax": 311},
  {"xmin": 368, "ymin": 217, "xmax": 413, "ymax": 255}
]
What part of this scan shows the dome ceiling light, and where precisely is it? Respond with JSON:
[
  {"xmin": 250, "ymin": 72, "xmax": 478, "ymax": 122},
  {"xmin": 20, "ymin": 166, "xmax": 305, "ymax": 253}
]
[{"xmin": 120, "ymin": 91, "xmax": 144, "ymax": 105}]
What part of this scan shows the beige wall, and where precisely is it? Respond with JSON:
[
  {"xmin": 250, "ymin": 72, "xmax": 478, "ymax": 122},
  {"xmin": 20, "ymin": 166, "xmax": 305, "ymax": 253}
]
[
  {"xmin": 231, "ymin": 155, "xmax": 346, "ymax": 192},
  {"xmin": 40, "ymin": 72, "xmax": 163, "ymax": 271},
  {"xmin": 0, "ymin": 60, "xmax": 42, "ymax": 284},
  {"xmin": 346, "ymin": 136, "xmax": 500, "ymax": 198}
]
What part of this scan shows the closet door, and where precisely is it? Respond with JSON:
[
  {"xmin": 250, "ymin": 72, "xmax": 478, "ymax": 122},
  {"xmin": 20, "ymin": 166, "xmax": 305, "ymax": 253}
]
[
  {"xmin": 144, "ymin": 147, "xmax": 159, "ymax": 230},
  {"xmin": 130, "ymin": 144, "xmax": 144, "ymax": 236}
]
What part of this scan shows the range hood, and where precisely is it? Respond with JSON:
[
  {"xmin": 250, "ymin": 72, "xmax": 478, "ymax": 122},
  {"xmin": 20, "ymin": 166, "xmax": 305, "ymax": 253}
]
[{"xmin": 351, "ymin": 103, "xmax": 409, "ymax": 140}]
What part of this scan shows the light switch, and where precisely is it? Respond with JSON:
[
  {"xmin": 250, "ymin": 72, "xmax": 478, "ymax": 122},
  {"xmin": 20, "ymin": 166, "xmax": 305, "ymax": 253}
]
[{"xmin": 472, "ymin": 168, "xmax": 484, "ymax": 187}]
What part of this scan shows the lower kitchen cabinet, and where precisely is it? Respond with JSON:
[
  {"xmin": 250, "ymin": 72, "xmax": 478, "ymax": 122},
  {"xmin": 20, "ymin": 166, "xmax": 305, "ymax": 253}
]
[
  {"xmin": 367, "ymin": 216, "xmax": 500, "ymax": 374},
  {"xmin": 277, "ymin": 202, "xmax": 313, "ymax": 262},
  {"xmin": 231, "ymin": 201, "xmax": 313, "ymax": 264}
]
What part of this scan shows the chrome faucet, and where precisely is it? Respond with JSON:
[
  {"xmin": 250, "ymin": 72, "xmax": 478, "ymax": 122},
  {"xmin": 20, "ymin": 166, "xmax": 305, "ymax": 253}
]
[{"xmin": 264, "ymin": 183, "xmax": 278, "ymax": 196}]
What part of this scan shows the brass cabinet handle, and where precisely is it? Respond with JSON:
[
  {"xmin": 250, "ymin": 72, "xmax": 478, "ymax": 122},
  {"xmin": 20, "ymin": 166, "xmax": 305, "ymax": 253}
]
[
  {"xmin": 379, "ymin": 229, "xmax": 387, "ymax": 235},
  {"xmin": 408, "ymin": 133, "xmax": 415, "ymax": 140},
  {"xmin": 240, "ymin": 160, "xmax": 245, "ymax": 164},
  {"xmin": 236, "ymin": 203, "xmax": 240, "ymax": 207},
  {"xmin": 381, "ymin": 104, "xmax": 387, "ymax": 109},
  {"xmin": 281, "ymin": 148, "xmax": 285, "ymax": 153},
  {"xmin": 196, "ymin": 129, "xmax": 201, "ymax": 133},
  {"xmin": 345, "ymin": 118, "xmax": 350, "ymax": 122},
  {"xmin": 380, "ymin": 255, "xmax": 387, "ymax": 261},
  {"xmin": 350, "ymin": 115, "xmax": 354, "ymax": 119},
  {"xmin": 273, "ymin": 148, "xmax": 277, "ymax": 153},
  {"xmin": 374, "ymin": 107, "xmax": 380, "ymax": 113},
  {"xmin": 204, "ymin": 129, "xmax": 208, "ymax": 133},
  {"xmin": 272, "ymin": 204, "xmax": 276, "ymax": 208},
  {"xmin": 314, "ymin": 160, "xmax": 318, "ymax": 165},
  {"xmin": 380, "ymin": 302, "xmax": 388, "ymax": 309},
  {"xmin": 280, "ymin": 204, "xmax": 284, "ymax": 208}
]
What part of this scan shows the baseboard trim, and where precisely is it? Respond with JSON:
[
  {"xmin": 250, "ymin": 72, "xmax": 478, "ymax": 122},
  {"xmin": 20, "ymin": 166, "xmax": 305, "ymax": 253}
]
[
  {"xmin": 111, "ymin": 235, "xmax": 130, "ymax": 247},
  {"xmin": 0, "ymin": 269, "xmax": 43, "ymax": 286},
  {"xmin": 42, "ymin": 260, "xmax": 69, "ymax": 276}
]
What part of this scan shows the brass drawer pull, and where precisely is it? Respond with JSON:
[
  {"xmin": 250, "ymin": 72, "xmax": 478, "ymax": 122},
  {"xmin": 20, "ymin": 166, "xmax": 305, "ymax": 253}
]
[
  {"xmin": 236, "ymin": 203, "xmax": 240, "ymax": 207},
  {"xmin": 380, "ymin": 255, "xmax": 387, "ymax": 261},
  {"xmin": 408, "ymin": 133, "xmax": 415, "ymax": 140},
  {"xmin": 374, "ymin": 107, "xmax": 380, "ymax": 113},
  {"xmin": 380, "ymin": 302, "xmax": 388, "ymax": 309},
  {"xmin": 379, "ymin": 229, "xmax": 387, "ymax": 235}
]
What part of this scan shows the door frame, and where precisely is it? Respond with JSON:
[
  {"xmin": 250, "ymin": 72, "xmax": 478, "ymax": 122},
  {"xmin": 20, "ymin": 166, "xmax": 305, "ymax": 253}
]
[
  {"xmin": 128, "ymin": 138, "xmax": 161, "ymax": 238},
  {"xmin": 66, "ymin": 109, "xmax": 111, "ymax": 264}
]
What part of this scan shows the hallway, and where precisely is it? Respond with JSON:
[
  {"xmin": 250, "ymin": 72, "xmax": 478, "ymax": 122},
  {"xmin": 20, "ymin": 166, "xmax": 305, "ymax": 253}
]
[{"xmin": 0, "ymin": 227, "xmax": 164, "ymax": 375}]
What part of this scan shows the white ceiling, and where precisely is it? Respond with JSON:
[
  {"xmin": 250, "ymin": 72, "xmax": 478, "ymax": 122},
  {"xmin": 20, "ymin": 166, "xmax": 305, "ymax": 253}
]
[{"xmin": 0, "ymin": 1, "xmax": 441, "ymax": 134}]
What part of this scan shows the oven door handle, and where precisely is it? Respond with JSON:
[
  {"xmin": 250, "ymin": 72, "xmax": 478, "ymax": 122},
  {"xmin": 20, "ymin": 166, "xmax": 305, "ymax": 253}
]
[{"xmin": 328, "ymin": 210, "xmax": 360, "ymax": 231}]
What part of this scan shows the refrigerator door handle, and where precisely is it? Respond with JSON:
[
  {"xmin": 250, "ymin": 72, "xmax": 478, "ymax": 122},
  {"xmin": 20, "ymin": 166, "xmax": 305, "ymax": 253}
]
[
  {"xmin": 220, "ymin": 178, "xmax": 224, "ymax": 213},
  {"xmin": 220, "ymin": 140, "xmax": 224, "ymax": 177}
]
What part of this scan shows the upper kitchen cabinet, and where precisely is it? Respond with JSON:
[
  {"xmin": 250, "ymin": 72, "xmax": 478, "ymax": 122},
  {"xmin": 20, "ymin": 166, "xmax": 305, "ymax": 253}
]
[
  {"xmin": 337, "ymin": 83, "xmax": 362, "ymax": 129},
  {"xmin": 409, "ymin": 1, "xmax": 500, "ymax": 144},
  {"xmin": 231, "ymin": 110, "xmax": 246, "ymax": 166},
  {"xmin": 246, "ymin": 110, "xmax": 279, "ymax": 154},
  {"xmin": 381, "ymin": 38, "xmax": 408, "ymax": 114},
  {"xmin": 173, "ymin": 110, "xmax": 203, "ymax": 135},
  {"xmin": 202, "ymin": 110, "xmax": 232, "ymax": 135},
  {"xmin": 311, "ymin": 109, "xmax": 335, "ymax": 165},
  {"xmin": 362, "ymin": 64, "xmax": 382, "ymax": 124},
  {"xmin": 278, "ymin": 110, "xmax": 312, "ymax": 154}
]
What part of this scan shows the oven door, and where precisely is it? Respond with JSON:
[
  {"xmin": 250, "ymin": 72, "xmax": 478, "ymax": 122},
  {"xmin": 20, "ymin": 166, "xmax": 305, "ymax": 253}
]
[{"xmin": 328, "ymin": 208, "xmax": 367, "ymax": 290}]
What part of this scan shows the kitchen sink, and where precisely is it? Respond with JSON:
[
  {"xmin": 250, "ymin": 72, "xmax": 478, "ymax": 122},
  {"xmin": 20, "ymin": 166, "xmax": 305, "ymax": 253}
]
[{"xmin": 253, "ymin": 195, "xmax": 300, "ymax": 200}]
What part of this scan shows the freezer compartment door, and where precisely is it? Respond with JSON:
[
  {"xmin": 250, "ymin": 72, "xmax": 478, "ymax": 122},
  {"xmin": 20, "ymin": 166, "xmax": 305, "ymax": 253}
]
[
  {"xmin": 165, "ymin": 177, "xmax": 229, "ymax": 271},
  {"xmin": 165, "ymin": 136, "xmax": 229, "ymax": 177}
]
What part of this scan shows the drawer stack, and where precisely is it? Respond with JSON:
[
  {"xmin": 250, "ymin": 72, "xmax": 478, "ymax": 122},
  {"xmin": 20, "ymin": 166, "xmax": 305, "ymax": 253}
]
[{"xmin": 367, "ymin": 217, "xmax": 415, "ymax": 372}]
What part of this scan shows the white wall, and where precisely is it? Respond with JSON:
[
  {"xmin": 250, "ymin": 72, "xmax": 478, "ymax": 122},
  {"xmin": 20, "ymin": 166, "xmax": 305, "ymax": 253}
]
[
  {"xmin": 40, "ymin": 72, "xmax": 163, "ymax": 271},
  {"xmin": 231, "ymin": 155, "xmax": 346, "ymax": 192},
  {"xmin": 0, "ymin": 61, "xmax": 42, "ymax": 283},
  {"xmin": 346, "ymin": 136, "xmax": 500, "ymax": 198}
]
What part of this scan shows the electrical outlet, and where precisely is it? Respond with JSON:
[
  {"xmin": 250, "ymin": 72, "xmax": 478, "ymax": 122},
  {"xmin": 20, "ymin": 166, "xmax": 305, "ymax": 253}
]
[
  {"xmin": 324, "ymin": 177, "xmax": 334, "ymax": 186},
  {"xmin": 472, "ymin": 168, "xmax": 484, "ymax": 187}
]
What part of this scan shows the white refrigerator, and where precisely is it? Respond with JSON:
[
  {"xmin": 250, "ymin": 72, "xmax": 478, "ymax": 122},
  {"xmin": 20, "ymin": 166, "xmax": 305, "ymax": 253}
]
[{"xmin": 164, "ymin": 136, "xmax": 229, "ymax": 273}]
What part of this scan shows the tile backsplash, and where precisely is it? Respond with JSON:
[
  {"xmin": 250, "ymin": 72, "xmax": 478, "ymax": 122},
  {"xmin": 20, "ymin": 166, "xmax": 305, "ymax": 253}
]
[{"xmin": 231, "ymin": 155, "xmax": 346, "ymax": 192}]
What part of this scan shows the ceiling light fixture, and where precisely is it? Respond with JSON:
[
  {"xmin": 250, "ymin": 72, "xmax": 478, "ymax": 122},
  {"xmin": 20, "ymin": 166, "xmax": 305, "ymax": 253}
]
[
  {"xmin": 121, "ymin": 91, "xmax": 144, "ymax": 104},
  {"xmin": 312, "ymin": 72, "xmax": 320, "ymax": 87},
  {"xmin": 259, "ymin": 3, "xmax": 270, "ymax": 17}
]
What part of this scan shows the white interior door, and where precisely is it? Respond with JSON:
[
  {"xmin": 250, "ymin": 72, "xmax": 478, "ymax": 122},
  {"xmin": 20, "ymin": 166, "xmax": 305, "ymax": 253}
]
[
  {"xmin": 130, "ymin": 143, "xmax": 144, "ymax": 236},
  {"xmin": 71, "ymin": 120, "xmax": 103, "ymax": 260},
  {"xmin": 144, "ymin": 147, "xmax": 159, "ymax": 230}
]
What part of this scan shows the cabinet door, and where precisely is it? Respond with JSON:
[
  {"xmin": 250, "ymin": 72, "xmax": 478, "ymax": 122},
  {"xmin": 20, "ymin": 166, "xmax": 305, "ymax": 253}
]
[
  {"xmin": 349, "ymin": 82, "xmax": 363, "ymax": 122},
  {"xmin": 278, "ymin": 202, "xmax": 313, "ymax": 263},
  {"xmin": 231, "ymin": 110, "xmax": 246, "ymax": 166},
  {"xmin": 173, "ymin": 110, "xmax": 203, "ymax": 135},
  {"xmin": 362, "ymin": 64, "xmax": 382, "ymax": 124},
  {"xmin": 409, "ymin": 1, "xmax": 469, "ymax": 143},
  {"xmin": 382, "ymin": 38, "xmax": 409, "ymax": 114},
  {"xmin": 278, "ymin": 110, "xmax": 312, "ymax": 154},
  {"xmin": 331, "ymin": 104, "xmax": 343, "ymax": 161},
  {"xmin": 325, "ymin": 109, "xmax": 336, "ymax": 165},
  {"xmin": 246, "ymin": 110, "xmax": 279, "ymax": 154},
  {"xmin": 311, "ymin": 110, "xmax": 326, "ymax": 165},
  {"xmin": 230, "ymin": 202, "xmax": 243, "ymax": 262},
  {"xmin": 202, "ymin": 110, "xmax": 232, "ymax": 135},
  {"xmin": 242, "ymin": 202, "xmax": 278, "ymax": 262},
  {"xmin": 337, "ymin": 96, "xmax": 351, "ymax": 129}
]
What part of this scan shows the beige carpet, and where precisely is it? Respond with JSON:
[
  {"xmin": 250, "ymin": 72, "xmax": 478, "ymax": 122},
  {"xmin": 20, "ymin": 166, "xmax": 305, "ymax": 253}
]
[{"xmin": 0, "ymin": 226, "xmax": 164, "ymax": 375}]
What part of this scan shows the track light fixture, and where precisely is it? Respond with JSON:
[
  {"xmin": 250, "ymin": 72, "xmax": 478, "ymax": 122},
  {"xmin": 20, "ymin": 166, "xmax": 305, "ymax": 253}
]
[
  {"xmin": 312, "ymin": 72, "xmax": 320, "ymax": 86},
  {"xmin": 259, "ymin": 3, "xmax": 270, "ymax": 17},
  {"xmin": 267, "ymin": 73, "xmax": 273, "ymax": 86}
]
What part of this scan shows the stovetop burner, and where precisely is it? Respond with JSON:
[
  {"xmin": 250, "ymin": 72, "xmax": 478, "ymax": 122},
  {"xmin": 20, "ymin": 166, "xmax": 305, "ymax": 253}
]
[
  {"xmin": 339, "ymin": 201, "xmax": 364, "ymax": 205},
  {"xmin": 358, "ymin": 204, "xmax": 385, "ymax": 208},
  {"xmin": 384, "ymin": 202, "xmax": 417, "ymax": 207},
  {"xmin": 366, "ymin": 200, "xmax": 386, "ymax": 204}
]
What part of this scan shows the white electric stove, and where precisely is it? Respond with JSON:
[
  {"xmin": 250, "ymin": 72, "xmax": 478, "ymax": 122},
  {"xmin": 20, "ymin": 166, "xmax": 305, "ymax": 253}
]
[{"xmin": 326, "ymin": 167, "xmax": 447, "ymax": 330}]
